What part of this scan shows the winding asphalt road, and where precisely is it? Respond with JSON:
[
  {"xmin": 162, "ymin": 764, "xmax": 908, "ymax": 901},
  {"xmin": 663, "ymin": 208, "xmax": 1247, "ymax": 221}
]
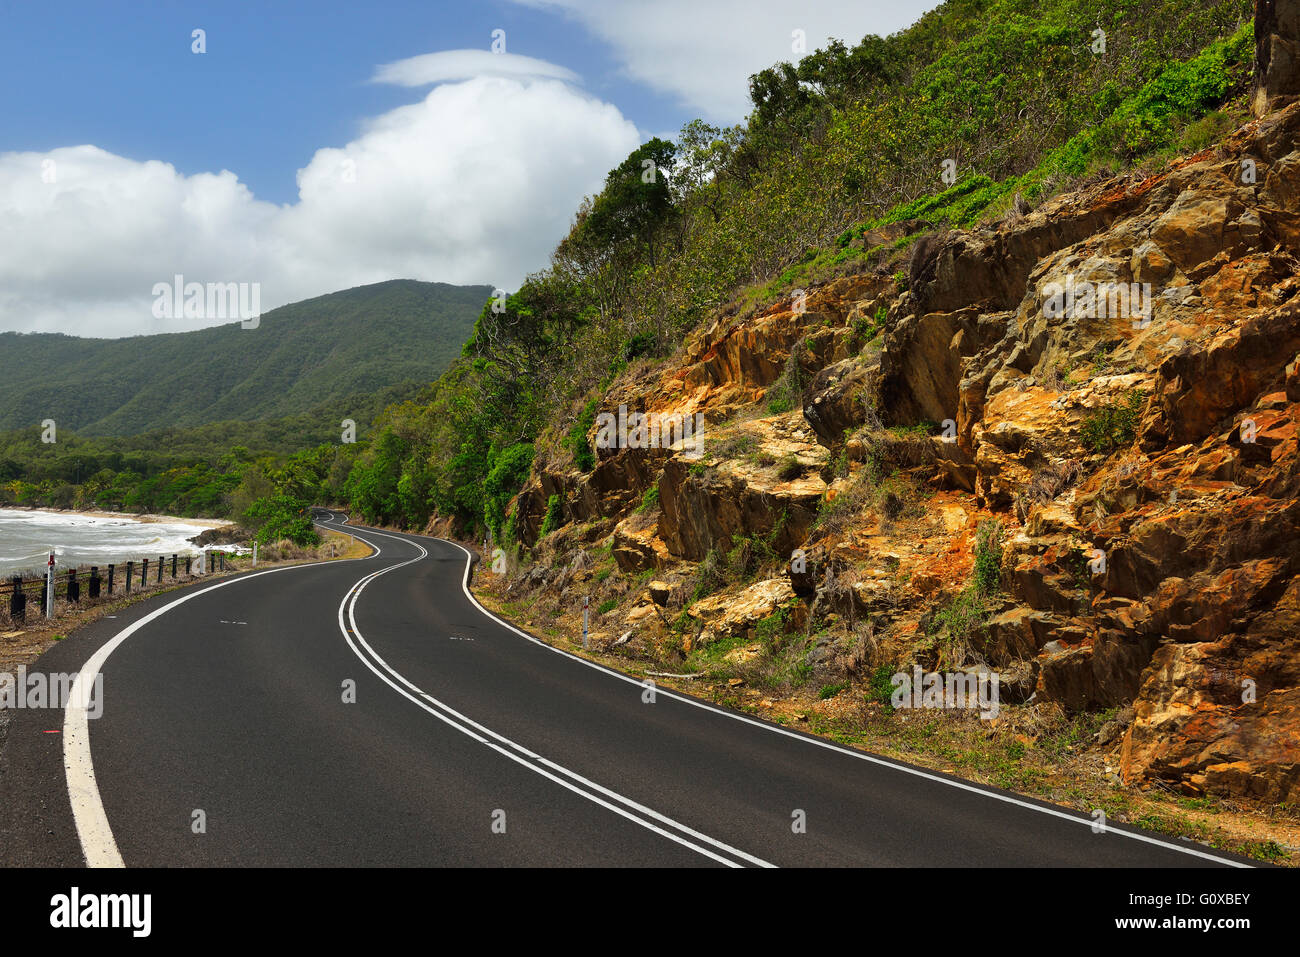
[{"xmin": 0, "ymin": 511, "xmax": 1253, "ymax": 867}]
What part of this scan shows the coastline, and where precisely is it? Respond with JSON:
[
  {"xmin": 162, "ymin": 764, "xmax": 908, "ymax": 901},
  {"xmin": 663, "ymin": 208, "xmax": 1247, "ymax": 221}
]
[{"xmin": 0, "ymin": 505, "xmax": 232, "ymax": 530}]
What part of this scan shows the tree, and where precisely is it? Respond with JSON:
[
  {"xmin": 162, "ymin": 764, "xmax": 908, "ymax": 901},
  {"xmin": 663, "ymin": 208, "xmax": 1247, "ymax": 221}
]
[
  {"xmin": 673, "ymin": 119, "xmax": 742, "ymax": 222},
  {"xmin": 244, "ymin": 494, "xmax": 320, "ymax": 546},
  {"xmin": 580, "ymin": 138, "xmax": 679, "ymax": 267}
]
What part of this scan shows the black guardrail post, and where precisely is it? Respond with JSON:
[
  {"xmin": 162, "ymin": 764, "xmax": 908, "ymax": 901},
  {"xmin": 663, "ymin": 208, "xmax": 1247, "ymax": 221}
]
[
  {"xmin": 9, "ymin": 576, "xmax": 24, "ymax": 624},
  {"xmin": 107, "ymin": 564, "xmax": 115, "ymax": 596},
  {"xmin": 171, "ymin": 554, "xmax": 177, "ymax": 578},
  {"xmin": 89, "ymin": 566, "xmax": 101, "ymax": 599},
  {"xmin": 157, "ymin": 555, "xmax": 163, "ymax": 582},
  {"xmin": 67, "ymin": 568, "xmax": 79, "ymax": 604},
  {"xmin": 126, "ymin": 561, "xmax": 133, "ymax": 593}
]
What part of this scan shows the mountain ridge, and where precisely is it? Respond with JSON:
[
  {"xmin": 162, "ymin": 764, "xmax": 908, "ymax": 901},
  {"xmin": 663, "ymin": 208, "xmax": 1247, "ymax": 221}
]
[{"xmin": 0, "ymin": 278, "xmax": 491, "ymax": 435}]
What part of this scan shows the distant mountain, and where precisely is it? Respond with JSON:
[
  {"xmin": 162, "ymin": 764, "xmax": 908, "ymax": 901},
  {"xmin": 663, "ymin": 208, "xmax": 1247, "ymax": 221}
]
[{"xmin": 0, "ymin": 279, "xmax": 491, "ymax": 435}]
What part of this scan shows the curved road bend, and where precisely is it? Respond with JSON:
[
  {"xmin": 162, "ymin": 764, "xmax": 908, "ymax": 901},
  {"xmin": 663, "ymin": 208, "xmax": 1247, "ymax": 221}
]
[{"xmin": 0, "ymin": 510, "xmax": 1253, "ymax": 867}]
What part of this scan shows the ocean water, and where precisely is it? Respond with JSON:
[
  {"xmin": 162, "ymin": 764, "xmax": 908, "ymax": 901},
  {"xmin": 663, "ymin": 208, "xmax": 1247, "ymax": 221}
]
[{"xmin": 0, "ymin": 509, "xmax": 213, "ymax": 577}]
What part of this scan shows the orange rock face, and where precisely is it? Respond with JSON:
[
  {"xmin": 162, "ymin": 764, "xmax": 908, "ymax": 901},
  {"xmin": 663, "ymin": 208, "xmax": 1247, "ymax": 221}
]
[{"xmin": 509, "ymin": 101, "xmax": 1300, "ymax": 804}]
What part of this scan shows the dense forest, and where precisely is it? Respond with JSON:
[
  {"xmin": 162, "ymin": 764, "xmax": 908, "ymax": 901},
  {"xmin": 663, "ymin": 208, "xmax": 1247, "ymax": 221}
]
[
  {"xmin": 0, "ymin": 382, "xmax": 423, "ymax": 527},
  {"xmin": 0, "ymin": 279, "xmax": 486, "ymax": 543}
]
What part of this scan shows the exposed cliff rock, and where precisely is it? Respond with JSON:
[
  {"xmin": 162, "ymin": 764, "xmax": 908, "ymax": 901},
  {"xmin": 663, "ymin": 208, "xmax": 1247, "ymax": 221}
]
[
  {"xmin": 1253, "ymin": 0, "xmax": 1300, "ymax": 116},
  {"xmin": 499, "ymin": 98, "xmax": 1300, "ymax": 807}
]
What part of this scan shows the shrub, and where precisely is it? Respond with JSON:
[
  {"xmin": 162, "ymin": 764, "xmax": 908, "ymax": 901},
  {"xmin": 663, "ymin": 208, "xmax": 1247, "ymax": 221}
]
[
  {"xmin": 637, "ymin": 482, "xmax": 660, "ymax": 513},
  {"xmin": 854, "ymin": 305, "xmax": 888, "ymax": 342},
  {"xmin": 1014, "ymin": 458, "xmax": 1082, "ymax": 521},
  {"xmin": 691, "ymin": 548, "xmax": 726, "ymax": 601},
  {"xmin": 816, "ymin": 467, "xmax": 875, "ymax": 535},
  {"xmin": 888, "ymin": 421, "xmax": 936, "ymax": 440},
  {"xmin": 726, "ymin": 532, "xmax": 777, "ymax": 582},
  {"xmin": 1066, "ymin": 543, "xmax": 1092, "ymax": 588},
  {"xmin": 1080, "ymin": 390, "xmax": 1146, "ymax": 453},
  {"xmin": 879, "ymin": 487, "xmax": 904, "ymax": 520},
  {"xmin": 766, "ymin": 341, "xmax": 808, "ymax": 415},
  {"xmin": 752, "ymin": 605, "xmax": 792, "ymax": 646},
  {"xmin": 482, "ymin": 442, "xmax": 534, "ymax": 539},
  {"xmin": 867, "ymin": 665, "xmax": 896, "ymax": 708},
  {"xmin": 972, "ymin": 519, "xmax": 1004, "ymax": 596},
  {"xmin": 708, "ymin": 433, "xmax": 758, "ymax": 460},
  {"xmin": 926, "ymin": 588, "xmax": 992, "ymax": 669},
  {"xmin": 567, "ymin": 399, "xmax": 599, "ymax": 472},
  {"xmin": 502, "ymin": 506, "xmax": 521, "ymax": 545},
  {"xmin": 623, "ymin": 332, "xmax": 657, "ymax": 362},
  {"xmin": 539, "ymin": 493, "xmax": 564, "ymax": 538},
  {"xmin": 596, "ymin": 598, "xmax": 618, "ymax": 615}
]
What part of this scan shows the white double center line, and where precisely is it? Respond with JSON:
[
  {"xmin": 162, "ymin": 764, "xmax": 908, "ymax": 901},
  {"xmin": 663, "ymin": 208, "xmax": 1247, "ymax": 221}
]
[{"xmin": 334, "ymin": 526, "xmax": 773, "ymax": 868}]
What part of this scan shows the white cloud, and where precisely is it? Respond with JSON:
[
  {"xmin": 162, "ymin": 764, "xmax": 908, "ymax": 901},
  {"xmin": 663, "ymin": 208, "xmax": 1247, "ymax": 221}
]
[
  {"xmin": 510, "ymin": 0, "xmax": 941, "ymax": 122},
  {"xmin": 372, "ymin": 49, "xmax": 580, "ymax": 86},
  {"xmin": 0, "ymin": 62, "xmax": 638, "ymax": 338}
]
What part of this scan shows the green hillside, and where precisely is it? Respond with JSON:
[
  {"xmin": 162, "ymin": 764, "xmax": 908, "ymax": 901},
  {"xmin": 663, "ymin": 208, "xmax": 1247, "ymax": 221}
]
[
  {"xmin": 0, "ymin": 279, "xmax": 491, "ymax": 435},
  {"xmin": 339, "ymin": 0, "xmax": 1255, "ymax": 533}
]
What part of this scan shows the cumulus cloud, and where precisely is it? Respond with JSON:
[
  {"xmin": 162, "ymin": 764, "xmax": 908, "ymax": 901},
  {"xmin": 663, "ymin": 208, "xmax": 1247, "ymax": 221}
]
[
  {"xmin": 510, "ymin": 0, "xmax": 940, "ymax": 121},
  {"xmin": 0, "ymin": 60, "xmax": 638, "ymax": 337}
]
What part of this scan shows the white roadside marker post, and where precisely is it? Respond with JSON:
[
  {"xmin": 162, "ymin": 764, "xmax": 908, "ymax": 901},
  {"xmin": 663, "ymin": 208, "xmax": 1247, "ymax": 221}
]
[
  {"xmin": 45, "ymin": 549, "xmax": 55, "ymax": 619},
  {"xmin": 252, "ymin": 541, "xmax": 258, "ymax": 568},
  {"xmin": 583, "ymin": 595, "xmax": 589, "ymax": 651}
]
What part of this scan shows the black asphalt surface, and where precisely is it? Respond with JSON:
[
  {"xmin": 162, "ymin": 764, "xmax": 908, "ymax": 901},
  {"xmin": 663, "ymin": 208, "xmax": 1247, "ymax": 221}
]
[{"xmin": 0, "ymin": 510, "xmax": 1255, "ymax": 867}]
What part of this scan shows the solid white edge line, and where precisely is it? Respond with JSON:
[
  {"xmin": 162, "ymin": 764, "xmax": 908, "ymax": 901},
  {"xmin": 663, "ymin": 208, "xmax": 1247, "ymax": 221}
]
[
  {"xmin": 409, "ymin": 531, "xmax": 1252, "ymax": 869},
  {"xmin": 332, "ymin": 519, "xmax": 772, "ymax": 868},
  {"xmin": 65, "ymin": 513, "xmax": 377, "ymax": 868}
]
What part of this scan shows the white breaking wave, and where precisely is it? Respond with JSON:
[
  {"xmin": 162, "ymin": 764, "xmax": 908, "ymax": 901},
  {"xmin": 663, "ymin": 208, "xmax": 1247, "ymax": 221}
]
[{"xmin": 0, "ymin": 509, "xmax": 219, "ymax": 575}]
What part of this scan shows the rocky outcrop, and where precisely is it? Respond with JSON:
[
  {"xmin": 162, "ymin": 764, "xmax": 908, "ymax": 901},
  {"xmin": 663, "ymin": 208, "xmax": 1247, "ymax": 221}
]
[
  {"xmin": 1253, "ymin": 0, "xmax": 1300, "ymax": 116},
  {"xmin": 650, "ymin": 275, "xmax": 885, "ymax": 419},
  {"xmin": 687, "ymin": 578, "xmax": 798, "ymax": 648},
  {"xmin": 657, "ymin": 418, "xmax": 828, "ymax": 561},
  {"xmin": 803, "ymin": 356, "xmax": 876, "ymax": 445},
  {"xmin": 503, "ymin": 96, "xmax": 1300, "ymax": 807},
  {"xmin": 909, "ymin": 101, "xmax": 1300, "ymax": 800}
]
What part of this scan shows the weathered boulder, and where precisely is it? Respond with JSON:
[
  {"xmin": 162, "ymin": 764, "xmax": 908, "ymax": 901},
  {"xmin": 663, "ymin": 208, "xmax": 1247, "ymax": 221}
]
[
  {"xmin": 687, "ymin": 578, "xmax": 797, "ymax": 647},
  {"xmin": 802, "ymin": 357, "xmax": 875, "ymax": 446},
  {"xmin": 656, "ymin": 418, "xmax": 828, "ymax": 561},
  {"xmin": 1149, "ymin": 191, "xmax": 1242, "ymax": 274},
  {"xmin": 1143, "ymin": 300, "xmax": 1300, "ymax": 448},
  {"xmin": 612, "ymin": 515, "xmax": 671, "ymax": 572}
]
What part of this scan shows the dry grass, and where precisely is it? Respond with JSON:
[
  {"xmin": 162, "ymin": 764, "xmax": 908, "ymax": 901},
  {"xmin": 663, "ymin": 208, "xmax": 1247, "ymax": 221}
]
[{"xmin": 1013, "ymin": 458, "xmax": 1083, "ymax": 522}]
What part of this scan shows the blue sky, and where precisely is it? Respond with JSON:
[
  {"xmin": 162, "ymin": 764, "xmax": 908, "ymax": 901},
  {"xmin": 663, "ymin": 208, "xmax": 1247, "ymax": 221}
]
[
  {"xmin": 0, "ymin": 0, "xmax": 939, "ymax": 336},
  {"xmin": 2, "ymin": 0, "xmax": 671, "ymax": 205}
]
